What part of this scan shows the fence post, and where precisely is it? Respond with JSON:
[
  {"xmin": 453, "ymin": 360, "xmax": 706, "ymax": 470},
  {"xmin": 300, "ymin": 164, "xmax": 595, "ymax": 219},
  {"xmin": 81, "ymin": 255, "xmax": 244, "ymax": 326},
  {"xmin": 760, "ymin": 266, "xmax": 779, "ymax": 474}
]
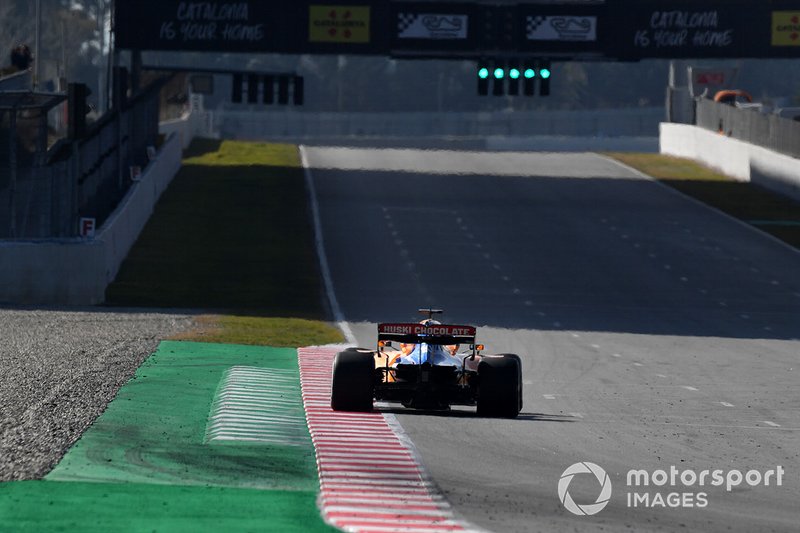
[
  {"xmin": 67, "ymin": 83, "xmax": 89, "ymax": 139},
  {"xmin": 70, "ymin": 140, "xmax": 80, "ymax": 236},
  {"xmin": 117, "ymin": 107, "xmax": 124, "ymax": 190},
  {"xmin": 665, "ymin": 88, "xmax": 673, "ymax": 123},
  {"xmin": 8, "ymin": 110, "xmax": 16, "ymax": 238},
  {"xmin": 112, "ymin": 68, "xmax": 128, "ymax": 191}
]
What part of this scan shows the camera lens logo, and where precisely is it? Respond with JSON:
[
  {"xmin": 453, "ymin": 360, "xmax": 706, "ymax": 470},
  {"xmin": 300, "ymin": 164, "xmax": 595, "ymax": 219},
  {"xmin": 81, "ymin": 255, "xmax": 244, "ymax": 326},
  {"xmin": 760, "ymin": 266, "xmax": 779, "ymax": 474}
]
[{"xmin": 558, "ymin": 462, "xmax": 612, "ymax": 516}]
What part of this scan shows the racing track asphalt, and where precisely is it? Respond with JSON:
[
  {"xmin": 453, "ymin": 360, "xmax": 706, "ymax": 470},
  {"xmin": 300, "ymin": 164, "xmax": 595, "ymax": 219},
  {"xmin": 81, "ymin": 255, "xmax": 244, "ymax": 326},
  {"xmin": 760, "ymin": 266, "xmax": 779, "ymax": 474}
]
[{"xmin": 302, "ymin": 146, "xmax": 800, "ymax": 533}]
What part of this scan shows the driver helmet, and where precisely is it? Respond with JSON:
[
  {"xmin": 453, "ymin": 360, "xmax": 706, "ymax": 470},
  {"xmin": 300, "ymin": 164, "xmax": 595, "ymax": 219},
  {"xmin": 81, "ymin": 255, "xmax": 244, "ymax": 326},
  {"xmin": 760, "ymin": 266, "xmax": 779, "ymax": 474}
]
[{"xmin": 398, "ymin": 319, "xmax": 441, "ymax": 355}]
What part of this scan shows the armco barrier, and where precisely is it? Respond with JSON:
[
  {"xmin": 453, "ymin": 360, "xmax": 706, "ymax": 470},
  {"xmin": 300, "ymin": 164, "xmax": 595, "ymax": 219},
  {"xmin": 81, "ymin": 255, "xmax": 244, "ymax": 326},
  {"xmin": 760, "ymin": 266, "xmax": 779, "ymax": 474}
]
[
  {"xmin": 660, "ymin": 123, "xmax": 800, "ymax": 201},
  {"xmin": 0, "ymin": 132, "xmax": 182, "ymax": 305}
]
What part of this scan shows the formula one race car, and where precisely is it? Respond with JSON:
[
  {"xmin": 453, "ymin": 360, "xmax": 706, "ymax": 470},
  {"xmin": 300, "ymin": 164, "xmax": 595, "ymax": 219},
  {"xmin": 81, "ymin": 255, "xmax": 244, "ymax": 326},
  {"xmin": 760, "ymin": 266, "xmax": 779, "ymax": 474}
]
[{"xmin": 331, "ymin": 309, "xmax": 522, "ymax": 417}]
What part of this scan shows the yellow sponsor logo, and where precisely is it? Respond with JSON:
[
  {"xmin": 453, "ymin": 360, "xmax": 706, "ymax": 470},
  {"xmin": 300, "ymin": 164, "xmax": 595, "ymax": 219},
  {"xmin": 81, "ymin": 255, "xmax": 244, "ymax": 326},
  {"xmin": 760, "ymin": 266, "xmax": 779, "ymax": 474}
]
[
  {"xmin": 309, "ymin": 5, "xmax": 370, "ymax": 43},
  {"xmin": 772, "ymin": 11, "xmax": 800, "ymax": 46}
]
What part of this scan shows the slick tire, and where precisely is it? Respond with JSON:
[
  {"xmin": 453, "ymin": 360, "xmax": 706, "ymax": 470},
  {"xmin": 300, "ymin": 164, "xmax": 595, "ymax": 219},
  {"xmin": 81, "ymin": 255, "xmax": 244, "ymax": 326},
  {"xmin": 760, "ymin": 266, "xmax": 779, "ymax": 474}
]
[
  {"xmin": 497, "ymin": 353, "xmax": 523, "ymax": 412},
  {"xmin": 331, "ymin": 350, "xmax": 375, "ymax": 412},
  {"xmin": 477, "ymin": 356, "xmax": 521, "ymax": 418}
]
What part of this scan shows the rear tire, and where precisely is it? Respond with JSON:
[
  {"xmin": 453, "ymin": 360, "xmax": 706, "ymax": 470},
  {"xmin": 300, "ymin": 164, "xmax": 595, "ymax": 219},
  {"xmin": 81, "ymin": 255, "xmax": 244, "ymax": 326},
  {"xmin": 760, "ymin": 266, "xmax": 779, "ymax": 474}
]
[
  {"xmin": 497, "ymin": 353, "xmax": 523, "ymax": 412},
  {"xmin": 477, "ymin": 356, "xmax": 521, "ymax": 418},
  {"xmin": 331, "ymin": 350, "xmax": 375, "ymax": 412}
]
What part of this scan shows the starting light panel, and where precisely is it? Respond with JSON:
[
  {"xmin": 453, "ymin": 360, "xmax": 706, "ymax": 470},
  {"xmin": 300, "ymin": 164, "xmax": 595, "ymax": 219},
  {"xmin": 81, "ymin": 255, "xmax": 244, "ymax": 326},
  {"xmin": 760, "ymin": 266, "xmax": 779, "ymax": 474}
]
[{"xmin": 477, "ymin": 59, "xmax": 553, "ymax": 97}]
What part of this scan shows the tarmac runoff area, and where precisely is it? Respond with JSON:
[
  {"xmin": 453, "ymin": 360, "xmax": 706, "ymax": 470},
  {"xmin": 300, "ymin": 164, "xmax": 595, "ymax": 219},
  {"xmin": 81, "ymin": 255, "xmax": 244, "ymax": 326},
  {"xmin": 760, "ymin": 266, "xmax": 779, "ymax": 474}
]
[{"xmin": 0, "ymin": 341, "xmax": 336, "ymax": 532}]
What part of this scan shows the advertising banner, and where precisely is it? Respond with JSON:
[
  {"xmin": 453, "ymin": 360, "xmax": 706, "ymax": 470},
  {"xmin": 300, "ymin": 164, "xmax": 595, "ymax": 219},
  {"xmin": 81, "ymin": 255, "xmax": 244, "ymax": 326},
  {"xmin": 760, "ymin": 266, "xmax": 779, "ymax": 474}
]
[
  {"xmin": 115, "ymin": 0, "xmax": 282, "ymax": 52},
  {"xmin": 771, "ymin": 11, "xmax": 800, "ymax": 46},
  {"xmin": 608, "ymin": 1, "xmax": 764, "ymax": 59},
  {"xmin": 309, "ymin": 5, "xmax": 371, "ymax": 43},
  {"xmin": 526, "ymin": 15, "xmax": 597, "ymax": 42},
  {"xmin": 397, "ymin": 13, "xmax": 468, "ymax": 40}
]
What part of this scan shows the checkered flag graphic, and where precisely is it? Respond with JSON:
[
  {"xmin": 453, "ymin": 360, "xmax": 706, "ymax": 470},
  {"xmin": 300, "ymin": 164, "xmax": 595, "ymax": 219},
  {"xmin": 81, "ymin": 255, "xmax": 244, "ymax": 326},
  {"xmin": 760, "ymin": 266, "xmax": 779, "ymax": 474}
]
[
  {"xmin": 526, "ymin": 15, "xmax": 546, "ymax": 34},
  {"xmin": 398, "ymin": 13, "xmax": 417, "ymax": 32}
]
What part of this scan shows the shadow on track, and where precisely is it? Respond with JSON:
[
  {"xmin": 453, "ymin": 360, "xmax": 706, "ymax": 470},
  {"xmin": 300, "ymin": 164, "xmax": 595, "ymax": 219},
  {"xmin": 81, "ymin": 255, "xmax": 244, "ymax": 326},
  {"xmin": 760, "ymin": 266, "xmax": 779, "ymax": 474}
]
[
  {"xmin": 376, "ymin": 405, "xmax": 576, "ymax": 423},
  {"xmin": 314, "ymin": 165, "xmax": 800, "ymax": 341}
]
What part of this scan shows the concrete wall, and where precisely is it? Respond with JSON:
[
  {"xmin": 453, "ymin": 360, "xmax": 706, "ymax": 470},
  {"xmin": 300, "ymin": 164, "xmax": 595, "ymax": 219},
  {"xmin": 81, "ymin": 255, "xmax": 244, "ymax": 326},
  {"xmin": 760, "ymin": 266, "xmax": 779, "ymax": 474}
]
[
  {"xmin": 0, "ymin": 70, "xmax": 31, "ymax": 91},
  {"xmin": 219, "ymin": 108, "xmax": 665, "ymax": 140},
  {"xmin": 160, "ymin": 110, "xmax": 211, "ymax": 149},
  {"xmin": 0, "ymin": 132, "xmax": 183, "ymax": 305},
  {"xmin": 487, "ymin": 135, "xmax": 659, "ymax": 152},
  {"xmin": 99, "ymin": 131, "xmax": 182, "ymax": 284},
  {"xmin": 0, "ymin": 239, "xmax": 107, "ymax": 305},
  {"xmin": 660, "ymin": 123, "xmax": 800, "ymax": 200},
  {"xmin": 160, "ymin": 95, "xmax": 214, "ymax": 149}
]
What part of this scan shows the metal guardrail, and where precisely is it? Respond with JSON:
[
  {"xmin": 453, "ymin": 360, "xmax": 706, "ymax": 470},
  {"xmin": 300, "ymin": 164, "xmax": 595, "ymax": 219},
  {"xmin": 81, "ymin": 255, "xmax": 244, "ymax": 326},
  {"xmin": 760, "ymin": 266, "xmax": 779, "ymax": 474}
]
[
  {"xmin": 0, "ymin": 80, "xmax": 164, "ymax": 239},
  {"xmin": 695, "ymin": 98, "xmax": 800, "ymax": 159}
]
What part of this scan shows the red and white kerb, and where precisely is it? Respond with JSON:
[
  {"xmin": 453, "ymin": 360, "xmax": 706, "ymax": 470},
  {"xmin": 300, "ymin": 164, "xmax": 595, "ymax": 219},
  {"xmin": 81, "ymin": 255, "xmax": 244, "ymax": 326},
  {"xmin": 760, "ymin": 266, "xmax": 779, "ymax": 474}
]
[{"xmin": 298, "ymin": 347, "xmax": 474, "ymax": 533}]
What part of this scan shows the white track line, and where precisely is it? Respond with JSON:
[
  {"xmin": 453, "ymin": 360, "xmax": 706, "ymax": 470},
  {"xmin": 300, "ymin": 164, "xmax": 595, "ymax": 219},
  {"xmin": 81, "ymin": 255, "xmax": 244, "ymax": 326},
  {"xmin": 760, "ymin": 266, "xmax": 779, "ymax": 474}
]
[
  {"xmin": 299, "ymin": 145, "xmax": 357, "ymax": 345},
  {"xmin": 601, "ymin": 155, "xmax": 800, "ymax": 258}
]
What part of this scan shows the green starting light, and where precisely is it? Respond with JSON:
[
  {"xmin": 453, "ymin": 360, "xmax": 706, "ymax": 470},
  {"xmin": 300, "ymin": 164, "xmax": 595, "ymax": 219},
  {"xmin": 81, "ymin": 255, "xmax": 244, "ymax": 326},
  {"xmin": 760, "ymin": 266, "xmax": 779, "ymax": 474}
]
[
  {"xmin": 524, "ymin": 68, "xmax": 535, "ymax": 79},
  {"xmin": 478, "ymin": 67, "xmax": 489, "ymax": 79},
  {"xmin": 493, "ymin": 67, "xmax": 505, "ymax": 79},
  {"xmin": 540, "ymin": 68, "xmax": 551, "ymax": 79},
  {"xmin": 509, "ymin": 68, "xmax": 520, "ymax": 79}
]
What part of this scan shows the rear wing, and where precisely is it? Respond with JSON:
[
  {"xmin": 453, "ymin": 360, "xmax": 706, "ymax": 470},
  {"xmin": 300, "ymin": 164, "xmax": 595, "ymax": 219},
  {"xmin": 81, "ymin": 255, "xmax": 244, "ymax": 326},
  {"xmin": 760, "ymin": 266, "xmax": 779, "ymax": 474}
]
[{"xmin": 377, "ymin": 323, "xmax": 477, "ymax": 345}]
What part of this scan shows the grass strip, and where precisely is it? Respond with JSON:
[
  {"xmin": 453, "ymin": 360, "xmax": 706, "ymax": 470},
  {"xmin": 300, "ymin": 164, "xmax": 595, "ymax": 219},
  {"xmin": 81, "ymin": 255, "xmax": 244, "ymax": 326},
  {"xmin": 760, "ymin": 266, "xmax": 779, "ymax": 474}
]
[
  {"xmin": 105, "ymin": 139, "xmax": 325, "ymax": 317},
  {"xmin": 105, "ymin": 138, "xmax": 343, "ymax": 345},
  {"xmin": 171, "ymin": 315, "xmax": 343, "ymax": 346},
  {"xmin": 606, "ymin": 152, "xmax": 800, "ymax": 249}
]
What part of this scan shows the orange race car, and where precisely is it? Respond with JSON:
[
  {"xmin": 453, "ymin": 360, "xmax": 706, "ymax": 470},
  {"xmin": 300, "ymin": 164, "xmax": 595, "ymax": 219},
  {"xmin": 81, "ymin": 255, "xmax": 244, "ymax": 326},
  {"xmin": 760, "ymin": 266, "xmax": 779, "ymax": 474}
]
[{"xmin": 331, "ymin": 309, "xmax": 522, "ymax": 417}]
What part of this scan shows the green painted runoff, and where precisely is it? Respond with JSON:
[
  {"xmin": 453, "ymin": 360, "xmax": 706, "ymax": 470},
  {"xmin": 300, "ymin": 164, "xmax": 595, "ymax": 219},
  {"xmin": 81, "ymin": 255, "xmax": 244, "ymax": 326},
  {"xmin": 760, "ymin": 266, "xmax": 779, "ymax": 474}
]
[
  {"xmin": 0, "ymin": 341, "xmax": 336, "ymax": 532},
  {"xmin": 0, "ymin": 480, "xmax": 328, "ymax": 533}
]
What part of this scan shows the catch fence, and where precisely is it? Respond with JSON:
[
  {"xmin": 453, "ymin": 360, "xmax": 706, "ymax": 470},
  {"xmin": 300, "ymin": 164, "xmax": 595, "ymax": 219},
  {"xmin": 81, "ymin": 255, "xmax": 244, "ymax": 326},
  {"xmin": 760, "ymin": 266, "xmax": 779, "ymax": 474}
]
[
  {"xmin": 0, "ymin": 80, "xmax": 163, "ymax": 239},
  {"xmin": 695, "ymin": 98, "xmax": 800, "ymax": 159}
]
